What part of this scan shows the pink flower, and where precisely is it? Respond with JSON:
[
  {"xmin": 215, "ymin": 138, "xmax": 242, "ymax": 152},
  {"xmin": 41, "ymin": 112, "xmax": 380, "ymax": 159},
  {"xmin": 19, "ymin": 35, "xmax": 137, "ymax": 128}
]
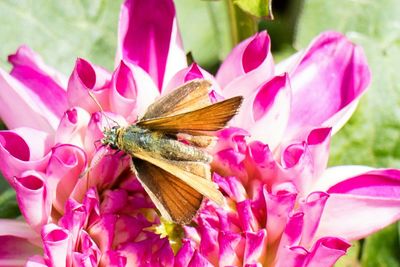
[{"xmin": 0, "ymin": 0, "xmax": 399, "ymax": 266}]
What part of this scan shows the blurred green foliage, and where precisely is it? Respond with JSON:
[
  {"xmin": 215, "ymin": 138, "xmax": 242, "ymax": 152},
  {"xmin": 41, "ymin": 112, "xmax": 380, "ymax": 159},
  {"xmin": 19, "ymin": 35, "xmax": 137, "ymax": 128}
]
[{"xmin": 0, "ymin": 0, "xmax": 399, "ymax": 266}]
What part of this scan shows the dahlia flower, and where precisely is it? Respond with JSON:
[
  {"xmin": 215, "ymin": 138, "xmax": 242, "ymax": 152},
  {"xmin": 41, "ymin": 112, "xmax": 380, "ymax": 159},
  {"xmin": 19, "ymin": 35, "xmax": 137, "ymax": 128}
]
[{"xmin": 0, "ymin": 0, "xmax": 399, "ymax": 266}]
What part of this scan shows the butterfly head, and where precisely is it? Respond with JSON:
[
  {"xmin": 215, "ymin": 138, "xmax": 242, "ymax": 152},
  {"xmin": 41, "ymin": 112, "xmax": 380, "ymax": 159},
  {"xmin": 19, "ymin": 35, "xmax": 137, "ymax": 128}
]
[{"xmin": 101, "ymin": 126, "xmax": 121, "ymax": 150}]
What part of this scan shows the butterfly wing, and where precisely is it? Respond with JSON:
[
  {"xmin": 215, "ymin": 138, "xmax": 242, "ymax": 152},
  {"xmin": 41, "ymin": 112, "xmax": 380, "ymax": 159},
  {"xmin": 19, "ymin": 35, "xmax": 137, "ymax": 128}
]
[
  {"xmin": 132, "ymin": 158, "xmax": 204, "ymax": 224},
  {"xmin": 141, "ymin": 79, "xmax": 213, "ymax": 121},
  {"xmin": 137, "ymin": 96, "xmax": 243, "ymax": 135}
]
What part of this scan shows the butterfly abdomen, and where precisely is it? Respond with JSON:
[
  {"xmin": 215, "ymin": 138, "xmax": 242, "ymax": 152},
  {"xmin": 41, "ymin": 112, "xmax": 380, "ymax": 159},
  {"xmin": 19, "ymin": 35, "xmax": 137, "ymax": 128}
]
[{"xmin": 118, "ymin": 125, "xmax": 211, "ymax": 163}]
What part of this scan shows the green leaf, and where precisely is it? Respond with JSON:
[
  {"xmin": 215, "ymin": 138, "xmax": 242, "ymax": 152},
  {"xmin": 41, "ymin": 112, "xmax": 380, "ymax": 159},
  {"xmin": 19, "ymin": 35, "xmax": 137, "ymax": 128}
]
[
  {"xmin": 234, "ymin": 0, "xmax": 273, "ymax": 19},
  {"xmin": 175, "ymin": 0, "xmax": 230, "ymax": 72},
  {"xmin": 361, "ymin": 223, "xmax": 400, "ymax": 267},
  {"xmin": 0, "ymin": 187, "xmax": 20, "ymax": 218},
  {"xmin": 296, "ymin": 0, "xmax": 400, "ymax": 168},
  {"xmin": 0, "ymin": 0, "xmax": 123, "ymax": 75}
]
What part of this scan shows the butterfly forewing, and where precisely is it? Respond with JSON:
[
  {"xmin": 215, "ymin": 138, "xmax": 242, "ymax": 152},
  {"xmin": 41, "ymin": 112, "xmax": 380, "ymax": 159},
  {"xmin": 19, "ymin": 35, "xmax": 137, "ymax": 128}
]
[
  {"xmin": 137, "ymin": 96, "xmax": 243, "ymax": 134},
  {"xmin": 141, "ymin": 79, "xmax": 212, "ymax": 121},
  {"xmin": 133, "ymin": 158, "xmax": 203, "ymax": 224}
]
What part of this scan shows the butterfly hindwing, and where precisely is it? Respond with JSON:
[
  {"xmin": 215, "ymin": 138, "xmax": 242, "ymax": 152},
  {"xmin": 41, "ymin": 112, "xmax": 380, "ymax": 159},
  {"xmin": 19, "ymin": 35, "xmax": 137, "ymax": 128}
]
[{"xmin": 132, "ymin": 158, "xmax": 203, "ymax": 224}]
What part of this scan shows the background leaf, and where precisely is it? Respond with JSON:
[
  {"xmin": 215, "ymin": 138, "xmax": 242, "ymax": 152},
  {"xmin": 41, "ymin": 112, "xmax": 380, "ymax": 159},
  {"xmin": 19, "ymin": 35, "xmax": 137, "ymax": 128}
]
[{"xmin": 234, "ymin": 0, "xmax": 273, "ymax": 18}]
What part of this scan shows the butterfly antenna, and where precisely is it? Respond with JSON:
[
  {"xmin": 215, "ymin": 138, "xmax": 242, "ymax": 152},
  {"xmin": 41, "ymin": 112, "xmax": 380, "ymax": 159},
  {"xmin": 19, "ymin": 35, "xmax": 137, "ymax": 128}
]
[{"xmin": 87, "ymin": 90, "xmax": 120, "ymax": 128}]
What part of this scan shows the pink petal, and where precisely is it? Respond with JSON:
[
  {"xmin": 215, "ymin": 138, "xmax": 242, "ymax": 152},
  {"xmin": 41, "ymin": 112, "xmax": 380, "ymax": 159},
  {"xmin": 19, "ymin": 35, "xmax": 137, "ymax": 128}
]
[
  {"xmin": 305, "ymin": 237, "xmax": 350, "ymax": 267},
  {"xmin": 237, "ymin": 200, "xmax": 259, "ymax": 232},
  {"xmin": 41, "ymin": 224, "xmax": 72, "ymax": 267},
  {"xmin": 9, "ymin": 45, "xmax": 67, "ymax": 87},
  {"xmin": 188, "ymin": 250, "xmax": 214, "ymax": 267},
  {"xmin": 55, "ymin": 107, "xmax": 91, "ymax": 148},
  {"xmin": 109, "ymin": 61, "xmax": 159, "ymax": 121},
  {"xmin": 306, "ymin": 128, "xmax": 332, "ymax": 182},
  {"xmin": 275, "ymin": 246, "xmax": 308, "ymax": 267},
  {"xmin": 315, "ymin": 169, "xmax": 400, "ymax": 241},
  {"xmin": 243, "ymin": 229, "xmax": 267, "ymax": 265},
  {"xmin": 164, "ymin": 63, "xmax": 221, "ymax": 95},
  {"xmin": 46, "ymin": 144, "xmax": 87, "ymax": 214},
  {"xmin": 217, "ymin": 31, "xmax": 274, "ymax": 96},
  {"xmin": 0, "ymin": 219, "xmax": 38, "ymax": 240},
  {"xmin": 299, "ymin": 192, "xmax": 329, "ymax": 246},
  {"xmin": 233, "ymin": 74, "xmax": 291, "ymax": 149},
  {"xmin": 0, "ymin": 69, "xmax": 58, "ymax": 132},
  {"xmin": 100, "ymin": 251, "xmax": 127, "ymax": 267},
  {"xmin": 218, "ymin": 231, "xmax": 243, "ymax": 266},
  {"xmin": 175, "ymin": 240, "xmax": 195, "ymax": 267},
  {"xmin": 117, "ymin": 0, "xmax": 186, "ymax": 90},
  {"xmin": 13, "ymin": 171, "xmax": 51, "ymax": 231},
  {"xmin": 264, "ymin": 184, "xmax": 297, "ymax": 243},
  {"xmin": 67, "ymin": 58, "xmax": 111, "ymax": 114},
  {"xmin": 88, "ymin": 214, "xmax": 117, "ymax": 252},
  {"xmin": 284, "ymin": 31, "xmax": 371, "ymax": 139},
  {"xmin": 0, "ymin": 128, "xmax": 51, "ymax": 183},
  {"xmin": 26, "ymin": 255, "xmax": 47, "ymax": 267},
  {"xmin": 0, "ymin": 235, "xmax": 42, "ymax": 267},
  {"xmin": 58, "ymin": 199, "xmax": 87, "ymax": 247},
  {"xmin": 8, "ymin": 45, "xmax": 68, "ymax": 121},
  {"xmin": 246, "ymin": 141, "xmax": 279, "ymax": 184}
]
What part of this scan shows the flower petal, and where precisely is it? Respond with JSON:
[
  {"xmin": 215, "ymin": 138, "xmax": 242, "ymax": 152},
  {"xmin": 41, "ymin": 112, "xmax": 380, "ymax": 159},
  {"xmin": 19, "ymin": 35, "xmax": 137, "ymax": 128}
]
[
  {"xmin": 164, "ymin": 63, "xmax": 221, "ymax": 95},
  {"xmin": 46, "ymin": 144, "xmax": 87, "ymax": 214},
  {"xmin": 41, "ymin": 223, "xmax": 72, "ymax": 267},
  {"xmin": 55, "ymin": 107, "xmax": 91, "ymax": 148},
  {"xmin": 13, "ymin": 171, "xmax": 51, "ymax": 231},
  {"xmin": 283, "ymin": 31, "xmax": 371, "ymax": 139},
  {"xmin": 109, "ymin": 61, "xmax": 159, "ymax": 121},
  {"xmin": 315, "ymin": 169, "xmax": 400, "ymax": 241},
  {"xmin": 0, "ymin": 69, "xmax": 58, "ymax": 132},
  {"xmin": 305, "ymin": 237, "xmax": 350, "ymax": 267},
  {"xmin": 233, "ymin": 74, "xmax": 291, "ymax": 148},
  {"xmin": 67, "ymin": 58, "xmax": 111, "ymax": 114},
  {"xmin": 9, "ymin": 45, "xmax": 68, "ymax": 121},
  {"xmin": 243, "ymin": 229, "xmax": 267, "ymax": 265},
  {"xmin": 217, "ymin": 31, "xmax": 274, "ymax": 96},
  {"xmin": 0, "ymin": 128, "xmax": 51, "ymax": 183},
  {"xmin": 117, "ymin": 0, "xmax": 186, "ymax": 90},
  {"xmin": 0, "ymin": 235, "xmax": 42, "ymax": 266}
]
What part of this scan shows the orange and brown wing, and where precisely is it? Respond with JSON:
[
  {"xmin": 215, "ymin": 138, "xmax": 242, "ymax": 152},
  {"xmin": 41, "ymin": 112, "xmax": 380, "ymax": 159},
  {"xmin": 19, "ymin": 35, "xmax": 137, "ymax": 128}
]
[
  {"xmin": 132, "ymin": 158, "xmax": 203, "ymax": 224},
  {"xmin": 141, "ymin": 79, "xmax": 212, "ymax": 120},
  {"xmin": 137, "ymin": 96, "xmax": 243, "ymax": 135}
]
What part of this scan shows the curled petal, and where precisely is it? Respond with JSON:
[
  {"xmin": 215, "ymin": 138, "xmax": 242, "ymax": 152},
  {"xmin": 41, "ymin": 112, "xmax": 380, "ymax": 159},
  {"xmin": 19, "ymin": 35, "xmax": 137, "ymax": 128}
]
[
  {"xmin": 67, "ymin": 58, "xmax": 111, "ymax": 113},
  {"xmin": 55, "ymin": 107, "xmax": 91, "ymax": 148},
  {"xmin": 305, "ymin": 237, "xmax": 350, "ymax": 267},
  {"xmin": 109, "ymin": 61, "xmax": 159, "ymax": 121},
  {"xmin": 9, "ymin": 45, "xmax": 68, "ymax": 121},
  {"xmin": 217, "ymin": 31, "xmax": 274, "ymax": 96},
  {"xmin": 46, "ymin": 144, "xmax": 87, "ymax": 214},
  {"xmin": 0, "ymin": 128, "xmax": 51, "ymax": 183},
  {"xmin": 233, "ymin": 74, "xmax": 291, "ymax": 149},
  {"xmin": 315, "ymin": 169, "xmax": 400, "ymax": 241},
  {"xmin": 246, "ymin": 141, "xmax": 279, "ymax": 184},
  {"xmin": 13, "ymin": 171, "xmax": 50, "ymax": 231},
  {"xmin": 264, "ymin": 184, "xmax": 297, "ymax": 243},
  {"xmin": 89, "ymin": 214, "xmax": 117, "ymax": 252},
  {"xmin": 188, "ymin": 250, "xmax": 214, "ymax": 267},
  {"xmin": 283, "ymin": 31, "xmax": 371, "ymax": 138},
  {"xmin": 218, "ymin": 231, "xmax": 243, "ymax": 266},
  {"xmin": 175, "ymin": 240, "xmax": 195, "ymax": 267},
  {"xmin": 41, "ymin": 224, "xmax": 72, "ymax": 267},
  {"xmin": 300, "ymin": 192, "xmax": 329, "ymax": 247},
  {"xmin": 117, "ymin": 0, "xmax": 186, "ymax": 90},
  {"xmin": 26, "ymin": 255, "xmax": 47, "ymax": 267},
  {"xmin": 243, "ymin": 229, "xmax": 267, "ymax": 265},
  {"xmin": 164, "ymin": 63, "xmax": 221, "ymax": 95}
]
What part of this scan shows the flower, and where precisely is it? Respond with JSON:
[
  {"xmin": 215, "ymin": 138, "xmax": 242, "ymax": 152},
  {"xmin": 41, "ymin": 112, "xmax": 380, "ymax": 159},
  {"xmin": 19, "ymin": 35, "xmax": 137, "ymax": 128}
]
[{"xmin": 0, "ymin": 0, "xmax": 400, "ymax": 266}]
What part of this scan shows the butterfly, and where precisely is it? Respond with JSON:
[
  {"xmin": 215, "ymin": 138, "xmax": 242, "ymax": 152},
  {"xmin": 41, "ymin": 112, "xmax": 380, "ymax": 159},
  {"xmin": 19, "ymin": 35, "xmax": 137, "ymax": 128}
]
[{"xmin": 101, "ymin": 79, "xmax": 243, "ymax": 224}]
